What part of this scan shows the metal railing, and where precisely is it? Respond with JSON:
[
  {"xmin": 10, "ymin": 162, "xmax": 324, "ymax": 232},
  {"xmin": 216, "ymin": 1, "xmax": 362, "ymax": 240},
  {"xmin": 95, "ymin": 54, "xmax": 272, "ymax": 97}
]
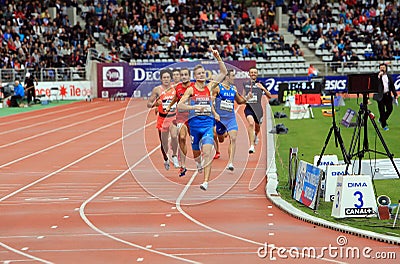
[{"xmin": 0, "ymin": 68, "xmax": 87, "ymax": 83}]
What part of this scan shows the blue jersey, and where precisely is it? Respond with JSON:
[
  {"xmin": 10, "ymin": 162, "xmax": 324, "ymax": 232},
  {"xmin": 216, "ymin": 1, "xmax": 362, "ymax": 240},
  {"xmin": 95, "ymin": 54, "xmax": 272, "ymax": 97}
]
[{"xmin": 215, "ymin": 83, "xmax": 236, "ymax": 119}]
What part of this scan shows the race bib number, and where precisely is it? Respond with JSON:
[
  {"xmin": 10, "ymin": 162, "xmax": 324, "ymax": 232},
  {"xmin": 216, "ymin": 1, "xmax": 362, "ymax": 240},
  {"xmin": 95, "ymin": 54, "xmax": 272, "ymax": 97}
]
[
  {"xmin": 195, "ymin": 104, "xmax": 211, "ymax": 116},
  {"xmin": 247, "ymin": 94, "xmax": 258, "ymax": 103},
  {"xmin": 194, "ymin": 97, "xmax": 211, "ymax": 116},
  {"xmin": 219, "ymin": 99, "xmax": 234, "ymax": 111},
  {"xmin": 162, "ymin": 100, "xmax": 175, "ymax": 112}
]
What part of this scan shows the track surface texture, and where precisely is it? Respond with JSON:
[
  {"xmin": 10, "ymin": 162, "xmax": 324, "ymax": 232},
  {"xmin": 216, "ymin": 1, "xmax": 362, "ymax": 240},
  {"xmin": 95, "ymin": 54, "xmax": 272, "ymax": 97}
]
[{"xmin": 0, "ymin": 99, "xmax": 397, "ymax": 263}]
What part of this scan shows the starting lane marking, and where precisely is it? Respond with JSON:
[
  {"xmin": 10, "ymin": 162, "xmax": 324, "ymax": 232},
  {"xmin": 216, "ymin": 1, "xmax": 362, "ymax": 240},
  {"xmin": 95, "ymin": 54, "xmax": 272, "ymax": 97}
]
[{"xmin": 24, "ymin": 197, "xmax": 69, "ymax": 201}]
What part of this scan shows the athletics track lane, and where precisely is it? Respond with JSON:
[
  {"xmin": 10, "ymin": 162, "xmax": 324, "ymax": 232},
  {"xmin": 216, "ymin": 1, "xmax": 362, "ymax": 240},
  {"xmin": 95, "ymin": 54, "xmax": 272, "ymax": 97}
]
[{"xmin": 0, "ymin": 99, "xmax": 397, "ymax": 263}]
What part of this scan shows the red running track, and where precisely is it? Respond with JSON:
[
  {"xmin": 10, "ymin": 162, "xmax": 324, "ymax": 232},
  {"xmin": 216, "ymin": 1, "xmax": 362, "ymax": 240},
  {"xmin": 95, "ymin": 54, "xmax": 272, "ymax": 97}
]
[{"xmin": 0, "ymin": 99, "xmax": 397, "ymax": 264}]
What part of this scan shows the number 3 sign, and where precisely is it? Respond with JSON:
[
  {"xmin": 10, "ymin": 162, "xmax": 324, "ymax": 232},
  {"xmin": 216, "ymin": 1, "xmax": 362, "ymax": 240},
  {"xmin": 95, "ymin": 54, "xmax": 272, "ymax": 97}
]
[{"xmin": 331, "ymin": 175, "xmax": 377, "ymax": 218}]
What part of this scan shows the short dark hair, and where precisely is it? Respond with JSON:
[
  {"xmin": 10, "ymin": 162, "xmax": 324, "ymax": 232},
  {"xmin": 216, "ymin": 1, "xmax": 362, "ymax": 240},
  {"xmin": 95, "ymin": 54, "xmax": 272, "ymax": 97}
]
[
  {"xmin": 379, "ymin": 63, "xmax": 388, "ymax": 70},
  {"xmin": 160, "ymin": 69, "xmax": 172, "ymax": 78}
]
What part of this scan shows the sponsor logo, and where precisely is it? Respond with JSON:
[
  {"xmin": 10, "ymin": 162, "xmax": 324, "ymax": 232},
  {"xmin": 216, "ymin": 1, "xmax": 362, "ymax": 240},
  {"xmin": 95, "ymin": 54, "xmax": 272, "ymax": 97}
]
[
  {"xmin": 106, "ymin": 69, "xmax": 120, "ymax": 82},
  {"xmin": 347, "ymin": 182, "xmax": 367, "ymax": 188},
  {"xmin": 319, "ymin": 161, "xmax": 335, "ymax": 166},
  {"xmin": 325, "ymin": 79, "xmax": 347, "ymax": 91},
  {"xmin": 331, "ymin": 171, "xmax": 346, "ymax": 176},
  {"xmin": 345, "ymin": 207, "xmax": 373, "ymax": 215},
  {"xmin": 263, "ymin": 78, "xmax": 280, "ymax": 92},
  {"xmin": 394, "ymin": 77, "xmax": 400, "ymax": 90}
]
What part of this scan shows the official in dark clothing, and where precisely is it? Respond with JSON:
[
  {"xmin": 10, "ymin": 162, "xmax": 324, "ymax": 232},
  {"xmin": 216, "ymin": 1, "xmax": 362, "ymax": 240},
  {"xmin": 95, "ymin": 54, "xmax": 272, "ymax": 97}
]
[
  {"xmin": 24, "ymin": 72, "xmax": 38, "ymax": 105},
  {"xmin": 375, "ymin": 63, "xmax": 397, "ymax": 130}
]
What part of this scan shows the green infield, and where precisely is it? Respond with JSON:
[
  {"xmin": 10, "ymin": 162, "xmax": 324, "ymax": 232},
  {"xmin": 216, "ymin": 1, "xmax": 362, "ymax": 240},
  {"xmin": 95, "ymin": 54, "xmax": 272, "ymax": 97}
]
[
  {"xmin": 271, "ymin": 96, "xmax": 400, "ymax": 237},
  {"xmin": 0, "ymin": 100, "xmax": 77, "ymax": 117}
]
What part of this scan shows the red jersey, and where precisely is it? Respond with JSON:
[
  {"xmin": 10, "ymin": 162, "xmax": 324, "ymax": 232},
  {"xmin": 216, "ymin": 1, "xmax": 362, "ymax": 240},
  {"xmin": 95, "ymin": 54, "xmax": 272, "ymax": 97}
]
[
  {"xmin": 175, "ymin": 81, "xmax": 194, "ymax": 100},
  {"xmin": 175, "ymin": 82, "xmax": 194, "ymax": 123},
  {"xmin": 157, "ymin": 86, "xmax": 176, "ymax": 116}
]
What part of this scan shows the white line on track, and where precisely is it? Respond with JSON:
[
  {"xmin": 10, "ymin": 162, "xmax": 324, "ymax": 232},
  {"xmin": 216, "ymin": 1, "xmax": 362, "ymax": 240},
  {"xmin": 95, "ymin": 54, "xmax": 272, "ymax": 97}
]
[
  {"xmin": 1, "ymin": 107, "xmax": 200, "ymax": 263},
  {"xmin": 0, "ymin": 242, "xmax": 53, "ymax": 264},
  {"xmin": 0, "ymin": 109, "xmax": 154, "ymax": 262},
  {"xmin": 0, "ymin": 105, "xmax": 125, "ymax": 149},
  {"xmin": 0, "ymin": 104, "xmax": 85, "ymax": 126},
  {"xmin": 0, "ymin": 104, "xmax": 111, "ymax": 136},
  {"xmin": 79, "ymin": 147, "xmax": 200, "ymax": 264},
  {"xmin": 175, "ymin": 160, "xmax": 346, "ymax": 264},
  {"xmin": 0, "ymin": 113, "xmax": 152, "ymax": 202},
  {"xmin": 0, "ymin": 108, "xmax": 148, "ymax": 169},
  {"xmin": 1, "ymin": 103, "xmax": 345, "ymax": 263}
]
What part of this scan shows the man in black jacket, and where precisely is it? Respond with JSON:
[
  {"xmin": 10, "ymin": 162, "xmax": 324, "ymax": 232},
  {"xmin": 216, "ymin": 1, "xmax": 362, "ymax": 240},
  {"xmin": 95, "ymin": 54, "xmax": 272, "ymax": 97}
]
[
  {"xmin": 24, "ymin": 72, "xmax": 38, "ymax": 105},
  {"xmin": 375, "ymin": 63, "xmax": 397, "ymax": 131}
]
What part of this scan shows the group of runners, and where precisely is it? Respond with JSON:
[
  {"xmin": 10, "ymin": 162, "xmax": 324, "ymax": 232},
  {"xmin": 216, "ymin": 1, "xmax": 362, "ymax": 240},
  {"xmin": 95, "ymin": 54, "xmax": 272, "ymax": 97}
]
[{"xmin": 147, "ymin": 49, "xmax": 271, "ymax": 191}]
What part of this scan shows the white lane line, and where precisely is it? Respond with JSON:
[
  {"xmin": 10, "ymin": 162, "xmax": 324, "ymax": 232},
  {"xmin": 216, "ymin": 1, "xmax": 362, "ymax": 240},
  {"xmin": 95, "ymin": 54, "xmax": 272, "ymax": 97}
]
[
  {"xmin": 79, "ymin": 146, "xmax": 200, "ymax": 264},
  {"xmin": 0, "ymin": 108, "xmax": 148, "ymax": 170},
  {"xmin": 0, "ymin": 116, "xmax": 152, "ymax": 202},
  {"xmin": 0, "ymin": 109, "xmax": 151, "ymax": 263},
  {"xmin": 175, "ymin": 165, "xmax": 344, "ymax": 263},
  {"xmin": 0, "ymin": 105, "xmax": 110, "ymax": 136},
  {"xmin": 0, "ymin": 104, "xmax": 84, "ymax": 126},
  {"xmin": 0, "ymin": 106, "xmax": 125, "ymax": 149},
  {"xmin": 24, "ymin": 198, "xmax": 69, "ymax": 201},
  {"xmin": 0, "ymin": 242, "xmax": 52, "ymax": 264}
]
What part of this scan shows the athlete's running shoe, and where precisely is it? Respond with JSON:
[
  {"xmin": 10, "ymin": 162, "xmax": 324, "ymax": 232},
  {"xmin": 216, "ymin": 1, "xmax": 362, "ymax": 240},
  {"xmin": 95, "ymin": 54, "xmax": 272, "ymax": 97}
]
[
  {"xmin": 254, "ymin": 135, "xmax": 259, "ymax": 145},
  {"xmin": 172, "ymin": 155, "xmax": 179, "ymax": 168},
  {"xmin": 213, "ymin": 151, "xmax": 220, "ymax": 159},
  {"xmin": 226, "ymin": 163, "xmax": 234, "ymax": 171},
  {"xmin": 179, "ymin": 167, "xmax": 187, "ymax": 177},
  {"xmin": 196, "ymin": 161, "xmax": 203, "ymax": 173},
  {"xmin": 164, "ymin": 159, "xmax": 170, "ymax": 170},
  {"xmin": 200, "ymin": 182, "xmax": 208, "ymax": 191},
  {"xmin": 249, "ymin": 145, "xmax": 255, "ymax": 154}
]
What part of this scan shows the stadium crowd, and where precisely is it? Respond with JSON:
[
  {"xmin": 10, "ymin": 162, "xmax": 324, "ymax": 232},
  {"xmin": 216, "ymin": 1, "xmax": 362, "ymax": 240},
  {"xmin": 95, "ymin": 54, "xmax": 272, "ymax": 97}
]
[
  {"xmin": 287, "ymin": 0, "xmax": 400, "ymax": 67},
  {"xmin": 81, "ymin": 0, "xmax": 287, "ymax": 62},
  {"xmin": 0, "ymin": 0, "xmax": 90, "ymax": 76},
  {"xmin": 1, "ymin": 0, "xmax": 399, "ymax": 73}
]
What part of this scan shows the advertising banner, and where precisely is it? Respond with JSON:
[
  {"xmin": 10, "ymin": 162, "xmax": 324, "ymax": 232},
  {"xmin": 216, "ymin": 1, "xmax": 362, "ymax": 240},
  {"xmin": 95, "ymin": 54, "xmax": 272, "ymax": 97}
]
[
  {"xmin": 293, "ymin": 160, "xmax": 323, "ymax": 210},
  {"xmin": 258, "ymin": 74, "xmax": 400, "ymax": 95},
  {"xmin": 96, "ymin": 61, "xmax": 256, "ymax": 98},
  {"xmin": 35, "ymin": 81, "xmax": 92, "ymax": 100},
  {"xmin": 96, "ymin": 61, "xmax": 400, "ymax": 98}
]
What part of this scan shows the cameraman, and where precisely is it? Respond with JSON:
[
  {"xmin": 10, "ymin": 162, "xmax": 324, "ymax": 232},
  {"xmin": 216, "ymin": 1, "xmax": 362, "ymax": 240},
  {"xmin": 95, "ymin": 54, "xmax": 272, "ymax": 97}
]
[{"xmin": 376, "ymin": 63, "xmax": 397, "ymax": 131}]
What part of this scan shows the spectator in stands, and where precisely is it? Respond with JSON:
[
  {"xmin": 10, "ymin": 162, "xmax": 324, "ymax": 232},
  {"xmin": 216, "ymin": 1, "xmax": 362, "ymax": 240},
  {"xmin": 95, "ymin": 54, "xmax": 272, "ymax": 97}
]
[
  {"xmin": 242, "ymin": 44, "xmax": 255, "ymax": 58},
  {"xmin": 291, "ymin": 39, "xmax": 304, "ymax": 56},
  {"xmin": 307, "ymin": 64, "xmax": 318, "ymax": 78},
  {"xmin": 347, "ymin": 51, "xmax": 359, "ymax": 68},
  {"xmin": 315, "ymin": 34, "xmax": 326, "ymax": 50},
  {"xmin": 331, "ymin": 51, "xmax": 342, "ymax": 72},
  {"xmin": 287, "ymin": 14, "xmax": 299, "ymax": 33}
]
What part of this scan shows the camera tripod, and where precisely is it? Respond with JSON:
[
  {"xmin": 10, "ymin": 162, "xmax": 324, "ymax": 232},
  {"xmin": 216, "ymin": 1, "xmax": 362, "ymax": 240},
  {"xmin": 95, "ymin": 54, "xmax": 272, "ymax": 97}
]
[
  {"xmin": 317, "ymin": 94, "xmax": 351, "ymax": 166},
  {"xmin": 345, "ymin": 94, "xmax": 400, "ymax": 180}
]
